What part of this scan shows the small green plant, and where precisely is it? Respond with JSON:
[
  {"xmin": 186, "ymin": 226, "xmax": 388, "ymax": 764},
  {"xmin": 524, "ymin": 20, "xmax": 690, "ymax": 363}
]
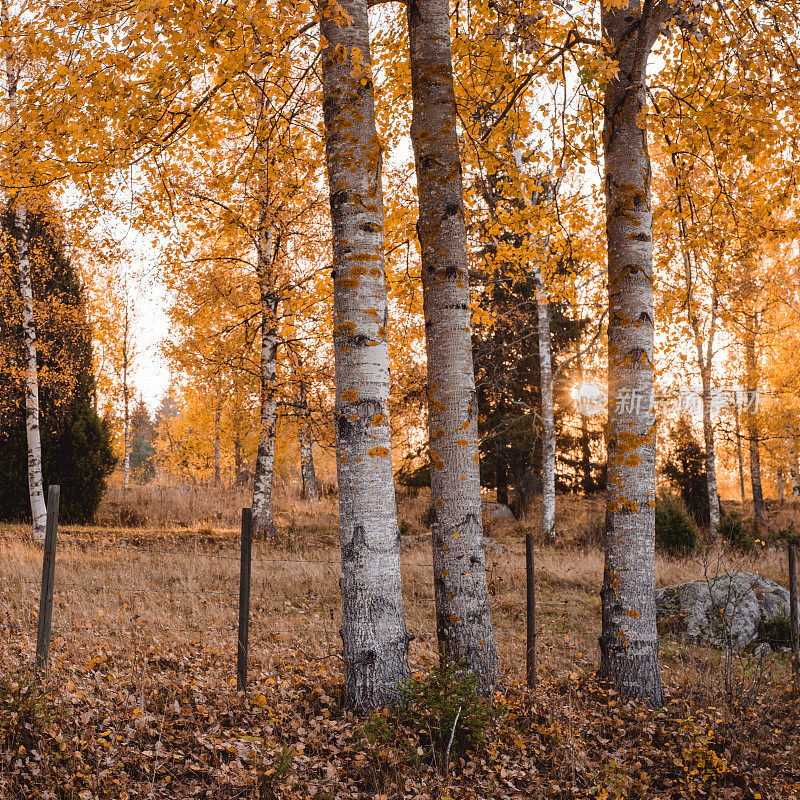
[
  {"xmin": 0, "ymin": 671, "xmax": 60, "ymax": 752},
  {"xmin": 758, "ymin": 612, "xmax": 791, "ymax": 648},
  {"xmin": 655, "ymin": 496, "xmax": 700, "ymax": 556},
  {"xmin": 256, "ymin": 742, "xmax": 295, "ymax": 798},
  {"xmin": 399, "ymin": 519, "xmax": 411, "ymax": 537},
  {"xmin": 393, "ymin": 659, "xmax": 497, "ymax": 761},
  {"xmin": 718, "ymin": 511, "xmax": 756, "ymax": 553}
]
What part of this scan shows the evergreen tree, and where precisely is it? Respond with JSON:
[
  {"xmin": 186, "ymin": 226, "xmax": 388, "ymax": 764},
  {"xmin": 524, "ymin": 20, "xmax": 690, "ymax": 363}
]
[
  {"xmin": 129, "ymin": 397, "xmax": 156, "ymax": 483},
  {"xmin": 662, "ymin": 415, "xmax": 710, "ymax": 528},
  {"xmin": 0, "ymin": 203, "xmax": 115, "ymax": 522},
  {"xmin": 472, "ymin": 268, "xmax": 588, "ymax": 513}
]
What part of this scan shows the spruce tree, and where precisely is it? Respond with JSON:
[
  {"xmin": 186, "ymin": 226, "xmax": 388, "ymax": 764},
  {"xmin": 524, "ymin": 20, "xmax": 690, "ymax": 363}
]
[{"xmin": 0, "ymin": 203, "xmax": 115, "ymax": 523}]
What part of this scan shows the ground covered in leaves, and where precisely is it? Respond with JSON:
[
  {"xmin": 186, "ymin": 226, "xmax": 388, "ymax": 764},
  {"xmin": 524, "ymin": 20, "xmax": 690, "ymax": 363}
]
[
  {"xmin": 2, "ymin": 502, "xmax": 799, "ymax": 798},
  {"xmin": 1, "ymin": 638, "xmax": 799, "ymax": 799}
]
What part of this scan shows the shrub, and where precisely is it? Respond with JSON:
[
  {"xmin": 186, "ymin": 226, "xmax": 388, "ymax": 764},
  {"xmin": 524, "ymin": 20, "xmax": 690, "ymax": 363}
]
[
  {"xmin": 384, "ymin": 660, "xmax": 497, "ymax": 762},
  {"xmin": 759, "ymin": 612, "xmax": 791, "ymax": 648},
  {"xmin": 421, "ymin": 504, "xmax": 436, "ymax": 528},
  {"xmin": 655, "ymin": 496, "xmax": 700, "ymax": 556},
  {"xmin": 0, "ymin": 672, "xmax": 61, "ymax": 753},
  {"xmin": 718, "ymin": 511, "xmax": 756, "ymax": 553}
]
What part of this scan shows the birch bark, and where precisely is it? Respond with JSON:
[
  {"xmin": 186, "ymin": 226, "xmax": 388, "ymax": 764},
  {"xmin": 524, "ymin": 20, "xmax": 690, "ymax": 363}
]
[
  {"xmin": 122, "ymin": 306, "xmax": 131, "ymax": 489},
  {"xmin": 213, "ymin": 397, "xmax": 221, "ymax": 487},
  {"xmin": 298, "ymin": 381, "xmax": 319, "ymax": 501},
  {"xmin": 789, "ymin": 429, "xmax": 800, "ymax": 497},
  {"xmin": 321, "ymin": 0, "xmax": 410, "ymax": 708},
  {"xmin": 533, "ymin": 261, "xmax": 555, "ymax": 540},
  {"xmin": 251, "ymin": 224, "xmax": 279, "ymax": 541},
  {"xmin": 577, "ymin": 352, "xmax": 594, "ymax": 494},
  {"xmin": 14, "ymin": 202, "xmax": 46, "ymax": 540},
  {"xmin": 734, "ymin": 395, "xmax": 746, "ymax": 503},
  {"xmin": 407, "ymin": 0, "xmax": 498, "ymax": 691},
  {"xmin": 599, "ymin": 0, "xmax": 664, "ymax": 706},
  {"xmin": 744, "ymin": 321, "xmax": 766, "ymax": 527},
  {"xmin": 4, "ymin": 8, "xmax": 45, "ymax": 541}
]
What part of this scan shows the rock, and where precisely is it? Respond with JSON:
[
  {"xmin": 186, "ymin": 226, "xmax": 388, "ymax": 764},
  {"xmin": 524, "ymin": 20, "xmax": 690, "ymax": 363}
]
[
  {"xmin": 656, "ymin": 571, "xmax": 797, "ymax": 651},
  {"xmin": 482, "ymin": 501, "xmax": 515, "ymax": 521},
  {"xmin": 483, "ymin": 537, "xmax": 505, "ymax": 554},
  {"xmin": 753, "ymin": 642, "xmax": 773, "ymax": 658}
]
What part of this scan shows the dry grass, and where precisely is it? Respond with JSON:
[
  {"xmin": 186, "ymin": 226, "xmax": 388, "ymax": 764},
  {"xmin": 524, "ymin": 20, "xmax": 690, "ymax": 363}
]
[
  {"xmin": 1, "ymin": 488, "xmax": 795, "ymax": 698},
  {"xmin": 2, "ymin": 489, "xmax": 799, "ymax": 798}
]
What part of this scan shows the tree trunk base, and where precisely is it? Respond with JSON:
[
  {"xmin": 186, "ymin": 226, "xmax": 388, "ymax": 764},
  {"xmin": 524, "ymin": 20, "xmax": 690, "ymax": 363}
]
[{"xmin": 598, "ymin": 635, "xmax": 665, "ymax": 707}]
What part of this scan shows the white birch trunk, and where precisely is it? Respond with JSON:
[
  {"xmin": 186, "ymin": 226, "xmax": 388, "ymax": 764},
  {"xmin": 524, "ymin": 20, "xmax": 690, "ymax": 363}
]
[
  {"xmin": 321, "ymin": 0, "xmax": 410, "ymax": 708},
  {"xmin": 408, "ymin": 0, "xmax": 498, "ymax": 691},
  {"xmin": 599, "ymin": 2, "xmax": 664, "ymax": 706},
  {"xmin": 680, "ymin": 208, "xmax": 720, "ymax": 534},
  {"xmin": 298, "ymin": 381, "xmax": 318, "ymax": 501},
  {"xmin": 789, "ymin": 429, "xmax": 800, "ymax": 497},
  {"xmin": 251, "ymin": 225, "xmax": 278, "ymax": 541},
  {"xmin": 734, "ymin": 396, "xmax": 746, "ymax": 503},
  {"xmin": 4, "ymin": 9, "xmax": 45, "ymax": 541},
  {"xmin": 15, "ymin": 202, "xmax": 46, "ymax": 541},
  {"xmin": 122, "ymin": 311, "xmax": 131, "ymax": 489},
  {"xmin": 213, "ymin": 397, "xmax": 221, "ymax": 487},
  {"xmin": 533, "ymin": 261, "xmax": 555, "ymax": 540},
  {"xmin": 745, "ymin": 322, "xmax": 766, "ymax": 527}
]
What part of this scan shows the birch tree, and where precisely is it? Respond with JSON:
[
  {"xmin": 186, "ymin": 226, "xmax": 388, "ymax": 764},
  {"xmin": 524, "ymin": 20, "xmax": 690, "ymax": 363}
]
[
  {"xmin": 598, "ymin": 0, "xmax": 667, "ymax": 706},
  {"xmin": 297, "ymin": 380, "xmax": 319, "ymax": 501},
  {"xmin": 407, "ymin": 0, "xmax": 499, "ymax": 691},
  {"xmin": 321, "ymin": 0, "xmax": 410, "ymax": 708},
  {"xmin": 251, "ymin": 224, "xmax": 279, "ymax": 539},
  {"xmin": 3, "ymin": 3, "xmax": 45, "ymax": 540}
]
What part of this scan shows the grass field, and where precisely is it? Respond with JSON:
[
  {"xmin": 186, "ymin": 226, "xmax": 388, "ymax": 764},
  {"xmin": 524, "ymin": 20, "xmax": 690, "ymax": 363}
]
[{"xmin": 1, "ymin": 488, "xmax": 798, "ymax": 798}]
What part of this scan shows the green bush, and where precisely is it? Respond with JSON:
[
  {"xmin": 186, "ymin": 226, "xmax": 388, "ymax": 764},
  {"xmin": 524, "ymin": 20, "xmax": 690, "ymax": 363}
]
[
  {"xmin": 759, "ymin": 612, "xmax": 791, "ymax": 648},
  {"xmin": 367, "ymin": 660, "xmax": 497, "ymax": 763},
  {"xmin": 0, "ymin": 672, "xmax": 61, "ymax": 752},
  {"xmin": 718, "ymin": 511, "xmax": 756, "ymax": 553},
  {"xmin": 655, "ymin": 496, "xmax": 700, "ymax": 556}
]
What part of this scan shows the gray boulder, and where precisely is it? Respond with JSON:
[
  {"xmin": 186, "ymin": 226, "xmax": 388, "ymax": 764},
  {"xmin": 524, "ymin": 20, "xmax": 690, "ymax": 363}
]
[
  {"xmin": 482, "ymin": 501, "xmax": 515, "ymax": 521},
  {"xmin": 483, "ymin": 537, "xmax": 505, "ymax": 554},
  {"xmin": 656, "ymin": 571, "xmax": 796, "ymax": 651}
]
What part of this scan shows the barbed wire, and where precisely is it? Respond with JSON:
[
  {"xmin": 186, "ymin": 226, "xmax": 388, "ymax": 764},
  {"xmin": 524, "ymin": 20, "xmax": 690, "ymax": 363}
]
[{"xmin": 0, "ymin": 533, "xmax": 440, "ymax": 568}]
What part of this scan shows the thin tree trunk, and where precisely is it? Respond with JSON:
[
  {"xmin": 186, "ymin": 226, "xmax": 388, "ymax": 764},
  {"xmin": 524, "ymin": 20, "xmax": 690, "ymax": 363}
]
[
  {"xmin": 744, "ymin": 322, "xmax": 766, "ymax": 527},
  {"xmin": 213, "ymin": 396, "xmax": 221, "ymax": 487},
  {"xmin": 734, "ymin": 394, "xmax": 746, "ymax": 503},
  {"xmin": 687, "ymin": 275, "xmax": 720, "ymax": 535},
  {"xmin": 700, "ymin": 374, "xmax": 721, "ymax": 532},
  {"xmin": 576, "ymin": 352, "xmax": 594, "ymax": 495},
  {"xmin": 14, "ymin": 202, "xmax": 46, "ymax": 541},
  {"xmin": 407, "ymin": 0, "xmax": 498, "ymax": 691},
  {"xmin": 298, "ymin": 381, "xmax": 318, "ymax": 501},
  {"xmin": 598, "ymin": 2, "xmax": 664, "ymax": 706},
  {"xmin": 234, "ymin": 434, "xmax": 243, "ymax": 487},
  {"xmin": 321, "ymin": 0, "xmax": 410, "ymax": 709},
  {"xmin": 251, "ymin": 225, "xmax": 279, "ymax": 541},
  {"xmin": 777, "ymin": 466, "xmax": 785, "ymax": 504},
  {"xmin": 789, "ymin": 428, "xmax": 800, "ymax": 497},
  {"xmin": 4, "ymin": 15, "xmax": 46, "ymax": 541},
  {"xmin": 495, "ymin": 438, "xmax": 509, "ymax": 507},
  {"xmin": 534, "ymin": 261, "xmax": 556, "ymax": 540},
  {"xmin": 122, "ymin": 306, "xmax": 131, "ymax": 489}
]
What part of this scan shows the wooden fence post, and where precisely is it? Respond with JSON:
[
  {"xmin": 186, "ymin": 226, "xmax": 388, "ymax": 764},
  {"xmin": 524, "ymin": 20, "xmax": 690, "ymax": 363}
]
[
  {"xmin": 789, "ymin": 544, "xmax": 799, "ymax": 694},
  {"xmin": 35, "ymin": 485, "xmax": 60, "ymax": 675},
  {"xmin": 526, "ymin": 531, "xmax": 536, "ymax": 689},
  {"xmin": 237, "ymin": 507, "xmax": 253, "ymax": 692}
]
